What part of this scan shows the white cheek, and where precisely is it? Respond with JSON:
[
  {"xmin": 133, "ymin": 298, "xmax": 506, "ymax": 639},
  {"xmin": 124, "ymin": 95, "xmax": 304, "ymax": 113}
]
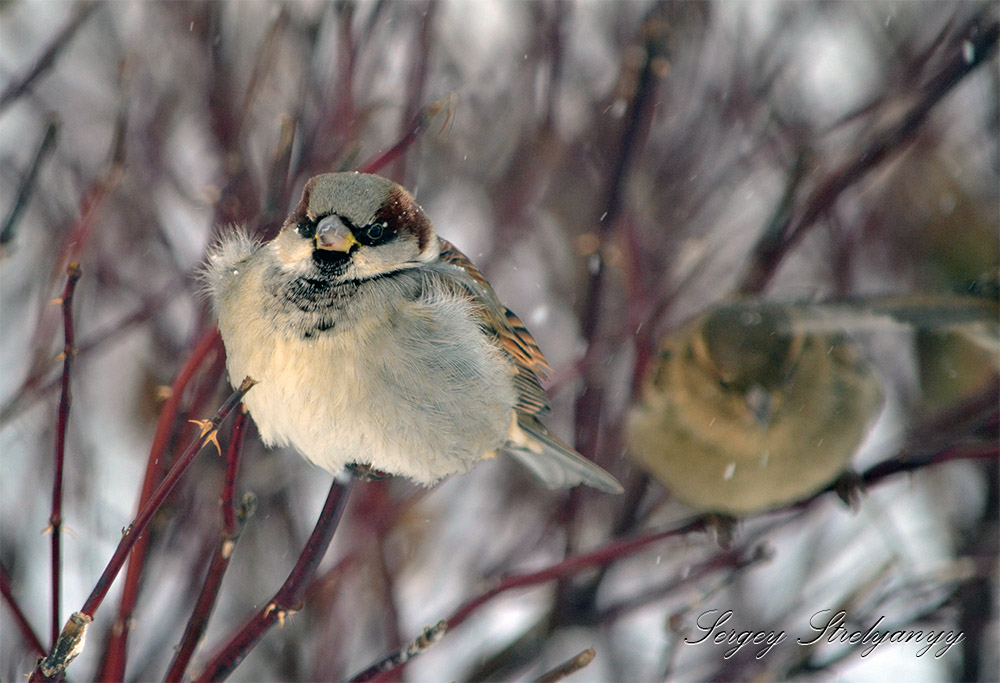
[{"xmin": 272, "ymin": 237, "xmax": 316, "ymax": 276}]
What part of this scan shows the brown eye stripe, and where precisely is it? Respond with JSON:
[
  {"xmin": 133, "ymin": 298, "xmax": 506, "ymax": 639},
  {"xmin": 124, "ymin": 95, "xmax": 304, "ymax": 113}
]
[{"xmin": 375, "ymin": 186, "xmax": 433, "ymax": 253}]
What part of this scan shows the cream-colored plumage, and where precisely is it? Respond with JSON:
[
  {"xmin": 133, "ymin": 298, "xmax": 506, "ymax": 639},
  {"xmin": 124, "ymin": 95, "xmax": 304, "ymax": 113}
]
[{"xmin": 203, "ymin": 172, "xmax": 622, "ymax": 493}]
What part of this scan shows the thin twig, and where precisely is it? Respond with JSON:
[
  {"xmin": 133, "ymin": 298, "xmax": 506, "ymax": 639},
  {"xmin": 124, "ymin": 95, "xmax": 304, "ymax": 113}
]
[
  {"xmin": 376, "ymin": 543, "xmax": 406, "ymax": 648},
  {"xmin": 785, "ymin": 589, "xmax": 969, "ymax": 677},
  {"xmin": 541, "ymin": 0, "xmax": 568, "ymax": 131},
  {"xmin": 357, "ymin": 430, "xmax": 998, "ymax": 681},
  {"xmin": 358, "ymin": 94, "xmax": 456, "ymax": 176},
  {"xmin": 598, "ymin": 543, "xmax": 775, "ymax": 623},
  {"xmin": 21, "ymin": 165, "xmax": 120, "ymax": 403},
  {"xmin": 164, "ymin": 409, "xmax": 253, "ymax": 682},
  {"xmin": 0, "ymin": 1, "xmax": 98, "ymax": 111},
  {"xmin": 349, "ymin": 620, "xmax": 447, "ymax": 682},
  {"xmin": 14, "ymin": 85, "xmax": 126, "ymax": 449},
  {"xmin": 447, "ymin": 517, "xmax": 708, "ymax": 631},
  {"xmin": 261, "ymin": 116, "xmax": 298, "ymax": 235},
  {"xmin": 300, "ymin": 2, "xmax": 359, "ymax": 174},
  {"xmin": 47, "ymin": 262, "xmax": 81, "ymax": 648},
  {"xmin": 196, "ymin": 2, "xmax": 262, "ymax": 230},
  {"xmin": 573, "ymin": 4, "xmax": 670, "ymax": 462},
  {"xmin": 164, "ymin": 530, "xmax": 246, "ymax": 682},
  {"xmin": 355, "ymin": 515, "xmax": 705, "ymax": 682},
  {"xmin": 193, "ymin": 478, "xmax": 354, "ymax": 682},
  {"xmin": 738, "ymin": 16, "xmax": 1000, "ymax": 294},
  {"xmin": 390, "ymin": 0, "xmax": 438, "ymax": 182},
  {"xmin": 97, "ymin": 327, "xmax": 223, "ymax": 680},
  {"xmin": 28, "ymin": 377, "xmax": 255, "ymax": 682},
  {"xmin": 556, "ymin": 0, "xmax": 671, "ymax": 635},
  {"xmin": 0, "ymin": 287, "xmax": 170, "ymax": 426},
  {"xmin": 1, "ymin": 565, "xmax": 46, "ymax": 658},
  {"xmin": 221, "ymin": 408, "xmax": 250, "ymax": 536},
  {"xmin": 0, "ymin": 119, "xmax": 59, "ymax": 250},
  {"xmin": 238, "ymin": 7, "xmax": 291, "ymax": 135},
  {"xmin": 534, "ymin": 646, "xmax": 596, "ymax": 683}
]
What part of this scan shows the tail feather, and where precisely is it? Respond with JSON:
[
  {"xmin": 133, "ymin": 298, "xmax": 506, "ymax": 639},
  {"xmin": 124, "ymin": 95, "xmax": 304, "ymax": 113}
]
[{"xmin": 507, "ymin": 414, "xmax": 624, "ymax": 494}]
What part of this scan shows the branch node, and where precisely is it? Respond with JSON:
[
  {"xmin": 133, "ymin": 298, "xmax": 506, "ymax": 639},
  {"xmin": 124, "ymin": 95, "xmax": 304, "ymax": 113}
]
[
  {"xmin": 238, "ymin": 492, "xmax": 258, "ymax": 521},
  {"xmin": 188, "ymin": 419, "xmax": 222, "ymax": 455},
  {"xmin": 38, "ymin": 612, "xmax": 91, "ymax": 679},
  {"xmin": 349, "ymin": 620, "xmax": 447, "ymax": 681}
]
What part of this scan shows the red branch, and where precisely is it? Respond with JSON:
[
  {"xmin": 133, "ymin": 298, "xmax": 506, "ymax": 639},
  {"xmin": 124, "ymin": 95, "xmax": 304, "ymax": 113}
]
[
  {"xmin": 573, "ymin": 7, "xmax": 667, "ymax": 464},
  {"xmin": 97, "ymin": 326, "xmax": 221, "ymax": 680},
  {"xmin": 222, "ymin": 408, "xmax": 249, "ymax": 536},
  {"xmin": 0, "ymin": 289, "xmax": 168, "ymax": 427},
  {"xmin": 194, "ymin": 478, "xmax": 354, "ymax": 681},
  {"xmin": 359, "ymin": 95, "xmax": 455, "ymax": 176},
  {"xmin": 355, "ymin": 433, "xmax": 999, "ymax": 682},
  {"xmin": 164, "ymin": 408, "xmax": 252, "ymax": 682},
  {"xmin": 352, "ymin": 516, "xmax": 705, "ymax": 683},
  {"xmin": 29, "ymin": 377, "xmax": 255, "ymax": 682},
  {"xmin": 388, "ymin": 0, "xmax": 438, "ymax": 181},
  {"xmin": 446, "ymin": 516, "xmax": 706, "ymax": 632},
  {"xmin": 15, "ymin": 160, "xmax": 120, "ymax": 435},
  {"xmin": 738, "ymin": 16, "xmax": 1000, "ymax": 294},
  {"xmin": 48, "ymin": 262, "xmax": 81, "ymax": 648},
  {"xmin": 1, "ymin": 565, "xmax": 46, "ymax": 658},
  {"xmin": 598, "ymin": 544, "xmax": 774, "ymax": 624}
]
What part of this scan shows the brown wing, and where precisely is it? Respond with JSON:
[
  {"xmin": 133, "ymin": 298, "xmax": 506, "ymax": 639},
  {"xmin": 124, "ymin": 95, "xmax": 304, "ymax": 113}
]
[{"xmin": 437, "ymin": 238, "xmax": 552, "ymax": 416}]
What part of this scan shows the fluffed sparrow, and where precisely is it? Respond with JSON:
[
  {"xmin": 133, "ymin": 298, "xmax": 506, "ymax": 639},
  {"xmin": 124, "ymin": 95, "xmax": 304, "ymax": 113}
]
[{"xmin": 203, "ymin": 172, "xmax": 623, "ymax": 493}]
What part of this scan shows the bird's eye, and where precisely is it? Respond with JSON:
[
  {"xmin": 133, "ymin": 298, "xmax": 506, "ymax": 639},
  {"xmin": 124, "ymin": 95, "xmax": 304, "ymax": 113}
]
[
  {"xmin": 296, "ymin": 222, "xmax": 316, "ymax": 239},
  {"xmin": 357, "ymin": 221, "xmax": 388, "ymax": 246}
]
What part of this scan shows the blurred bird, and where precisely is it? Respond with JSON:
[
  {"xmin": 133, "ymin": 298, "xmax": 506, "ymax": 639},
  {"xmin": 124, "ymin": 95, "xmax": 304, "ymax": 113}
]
[{"xmin": 626, "ymin": 296, "xmax": 997, "ymax": 514}]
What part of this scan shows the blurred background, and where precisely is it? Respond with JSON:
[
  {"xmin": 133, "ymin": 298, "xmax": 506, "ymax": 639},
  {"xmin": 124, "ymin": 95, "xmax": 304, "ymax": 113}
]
[{"xmin": 1, "ymin": 1, "xmax": 997, "ymax": 681}]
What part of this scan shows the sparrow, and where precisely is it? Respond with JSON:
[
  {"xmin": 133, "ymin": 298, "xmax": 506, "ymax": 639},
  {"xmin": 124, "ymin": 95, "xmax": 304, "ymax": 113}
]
[
  {"xmin": 202, "ymin": 172, "xmax": 623, "ymax": 493},
  {"xmin": 627, "ymin": 301, "xmax": 885, "ymax": 514},
  {"xmin": 626, "ymin": 294, "xmax": 1000, "ymax": 514}
]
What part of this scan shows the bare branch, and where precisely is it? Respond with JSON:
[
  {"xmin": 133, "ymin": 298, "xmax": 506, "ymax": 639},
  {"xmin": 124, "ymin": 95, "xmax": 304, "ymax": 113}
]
[
  {"xmin": 164, "ymin": 409, "xmax": 254, "ymax": 682},
  {"xmin": 47, "ymin": 262, "xmax": 81, "ymax": 648},
  {"xmin": 358, "ymin": 94, "xmax": 456, "ymax": 176},
  {"xmin": 739, "ymin": 15, "xmax": 1000, "ymax": 294},
  {"xmin": 193, "ymin": 478, "xmax": 354, "ymax": 682},
  {"xmin": 28, "ymin": 377, "xmax": 255, "ymax": 682},
  {"xmin": 97, "ymin": 328, "xmax": 224, "ymax": 680},
  {"xmin": 0, "ymin": 119, "xmax": 58, "ymax": 251},
  {"xmin": 0, "ymin": 2, "xmax": 98, "ymax": 111},
  {"xmin": 534, "ymin": 646, "xmax": 596, "ymax": 683},
  {"xmin": 348, "ymin": 620, "xmax": 447, "ymax": 682},
  {"xmin": 1, "ymin": 566, "xmax": 46, "ymax": 658}
]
